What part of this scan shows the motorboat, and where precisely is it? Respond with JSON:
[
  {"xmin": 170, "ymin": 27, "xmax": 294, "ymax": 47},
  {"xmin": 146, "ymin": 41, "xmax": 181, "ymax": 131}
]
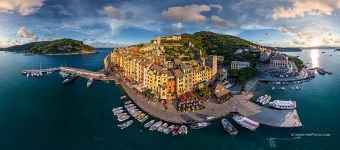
[
  {"xmin": 118, "ymin": 120, "xmax": 133, "ymax": 129},
  {"xmin": 221, "ymin": 118, "xmax": 238, "ymax": 135},
  {"xmin": 60, "ymin": 71, "xmax": 70, "ymax": 78},
  {"xmin": 256, "ymin": 95, "xmax": 271, "ymax": 105},
  {"xmin": 149, "ymin": 121, "xmax": 162, "ymax": 131},
  {"xmin": 233, "ymin": 114, "xmax": 260, "ymax": 132},
  {"xmin": 117, "ymin": 115, "xmax": 130, "ymax": 122},
  {"xmin": 179, "ymin": 125, "xmax": 188, "ymax": 135},
  {"xmin": 63, "ymin": 74, "xmax": 76, "ymax": 84},
  {"xmin": 144, "ymin": 120, "xmax": 155, "ymax": 128},
  {"xmin": 190, "ymin": 122, "xmax": 211, "ymax": 129},
  {"xmin": 172, "ymin": 125, "xmax": 180, "ymax": 136},
  {"xmin": 206, "ymin": 116, "xmax": 215, "ymax": 121},
  {"xmin": 120, "ymin": 96, "xmax": 127, "ymax": 100},
  {"xmin": 87, "ymin": 78, "xmax": 93, "ymax": 88},
  {"xmin": 157, "ymin": 123, "xmax": 168, "ymax": 132},
  {"xmin": 140, "ymin": 115, "xmax": 149, "ymax": 123},
  {"xmin": 269, "ymin": 100, "xmax": 296, "ymax": 110}
]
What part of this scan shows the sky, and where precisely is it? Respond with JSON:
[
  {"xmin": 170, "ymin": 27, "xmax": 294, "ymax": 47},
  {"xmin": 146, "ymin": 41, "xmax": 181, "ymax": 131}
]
[{"xmin": 1, "ymin": 0, "xmax": 340, "ymax": 48}]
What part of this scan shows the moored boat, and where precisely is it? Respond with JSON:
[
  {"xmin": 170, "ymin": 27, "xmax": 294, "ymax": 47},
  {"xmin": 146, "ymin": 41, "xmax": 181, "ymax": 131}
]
[
  {"xmin": 172, "ymin": 125, "xmax": 180, "ymax": 136},
  {"xmin": 63, "ymin": 74, "xmax": 76, "ymax": 84},
  {"xmin": 221, "ymin": 118, "xmax": 238, "ymax": 135},
  {"xmin": 87, "ymin": 78, "xmax": 93, "ymax": 88},
  {"xmin": 206, "ymin": 116, "xmax": 215, "ymax": 121},
  {"xmin": 118, "ymin": 120, "xmax": 133, "ymax": 129},
  {"xmin": 117, "ymin": 115, "xmax": 130, "ymax": 122},
  {"xmin": 233, "ymin": 114, "xmax": 259, "ymax": 132},
  {"xmin": 179, "ymin": 125, "xmax": 188, "ymax": 135},
  {"xmin": 120, "ymin": 95, "xmax": 127, "ymax": 100},
  {"xmin": 144, "ymin": 120, "xmax": 155, "ymax": 128},
  {"xmin": 190, "ymin": 122, "xmax": 211, "ymax": 129},
  {"xmin": 150, "ymin": 121, "xmax": 162, "ymax": 131},
  {"xmin": 269, "ymin": 100, "xmax": 296, "ymax": 110}
]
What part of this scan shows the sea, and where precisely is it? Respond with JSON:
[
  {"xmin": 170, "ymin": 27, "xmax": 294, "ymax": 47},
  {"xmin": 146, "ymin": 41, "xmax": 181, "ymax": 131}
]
[{"xmin": 0, "ymin": 49, "xmax": 339, "ymax": 150}]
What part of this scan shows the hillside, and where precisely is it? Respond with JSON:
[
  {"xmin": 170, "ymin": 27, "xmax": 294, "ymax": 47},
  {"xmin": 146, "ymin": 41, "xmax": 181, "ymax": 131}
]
[{"xmin": 0, "ymin": 39, "xmax": 96, "ymax": 55}]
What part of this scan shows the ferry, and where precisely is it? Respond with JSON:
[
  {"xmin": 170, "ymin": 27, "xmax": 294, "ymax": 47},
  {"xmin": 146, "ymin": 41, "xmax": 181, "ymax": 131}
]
[
  {"xmin": 190, "ymin": 122, "xmax": 211, "ymax": 129},
  {"xmin": 63, "ymin": 74, "xmax": 76, "ymax": 84},
  {"xmin": 150, "ymin": 121, "xmax": 162, "ymax": 131},
  {"xmin": 256, "ymin": 95, "xmax": 271, "ymax": 105},
  {"xmin": 233, "ymin": 114, "xmax": 260, "ymax": 132},
  {"xmin": 269, "ymin": 100, "xmax": 297, "ymax": 110},
  {"xmin": 118, "ymin": 120, "xmax": 133, "ymax": 129},
  {"xmin": 87, "ymin": 78, "xmax": 93, "ymax": 88},
  {"xmin": 179, "ymin": 125, "xmax": 188, "ymax": 135},
  {"xmin": 144, "ymin": 120, "xmax": 155, "ymax": 128},
  {"xmin": 221, "ymin": 118, "xmax": 238, "ymax": 136}
]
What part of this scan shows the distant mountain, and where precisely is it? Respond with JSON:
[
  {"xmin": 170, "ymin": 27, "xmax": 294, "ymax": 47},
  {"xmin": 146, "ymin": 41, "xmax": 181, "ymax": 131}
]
[
  {"xmin": 275, "ymin": 47, "xmax": 302, "ymax": 52},
  {"xmin": 0, "ymin": 39, "xmax": 96, "ymax": 55}
]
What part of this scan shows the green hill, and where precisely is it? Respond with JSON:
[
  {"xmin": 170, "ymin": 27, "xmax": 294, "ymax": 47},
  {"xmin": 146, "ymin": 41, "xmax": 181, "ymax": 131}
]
[{"xmin": 0, "ymin": 39, "xmax": 96, "ymax": 55}]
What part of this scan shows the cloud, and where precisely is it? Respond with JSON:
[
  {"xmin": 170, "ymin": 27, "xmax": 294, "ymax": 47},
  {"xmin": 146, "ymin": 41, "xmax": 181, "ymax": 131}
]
[
  {"xmin": 210, "ymin": 16, "xmax": 234, "ymax": 28},
  {"xmin": 162, "ymin": 4, "xmax": 222, "ymax": 23},
  {"xmin": 0, "ymin": 0, "xmax": 44, "ymax": 16},
  {"xmin": 16, "ymin": 27, "xmax": 39, "ymax": 42},
  {"xmin": 98, "ymin": 5, "xmax": 121, "ymax": 19},
  {"xmin": 272, "ymin": 0, "xmax": 340, "ymax": 19},
  {"xmin": 171, "ymin": 22, "xmax": 184, "ymax": 30},
  {"xmin": 278, "ymin": 26, "xmax": 289, "ymax": 34}
]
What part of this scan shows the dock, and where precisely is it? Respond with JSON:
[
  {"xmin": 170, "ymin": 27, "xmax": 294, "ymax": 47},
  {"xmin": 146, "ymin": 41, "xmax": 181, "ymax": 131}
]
[{"xmin": 21, "ymin": 67, "xmax": 109, "ymax": 81}]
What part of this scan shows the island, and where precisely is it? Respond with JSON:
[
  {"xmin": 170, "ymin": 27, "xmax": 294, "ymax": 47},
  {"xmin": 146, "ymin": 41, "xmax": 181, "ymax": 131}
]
[{"xmin": 0, "ymin": 39, "xmax": 96, "ymax": 55}]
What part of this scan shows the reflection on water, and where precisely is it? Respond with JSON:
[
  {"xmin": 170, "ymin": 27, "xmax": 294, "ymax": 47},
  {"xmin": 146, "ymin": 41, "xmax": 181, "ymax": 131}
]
[{"xmin": 310, "ymin": 49, "xmax": 319, "ymax": 68}]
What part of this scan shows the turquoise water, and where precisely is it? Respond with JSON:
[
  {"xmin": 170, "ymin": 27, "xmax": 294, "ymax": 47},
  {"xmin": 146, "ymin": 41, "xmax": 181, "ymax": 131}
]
[{"xmin": 0, "ymin": 49, "xmax": 339, "ymax": 149}]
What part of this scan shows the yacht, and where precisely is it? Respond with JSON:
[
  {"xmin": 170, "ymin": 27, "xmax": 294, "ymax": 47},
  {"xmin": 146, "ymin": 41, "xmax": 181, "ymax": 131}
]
[
  {"xmin": 190, "ymin": 122, "xmax": 211, "ymax": 129},
  {"xmin": 221, "ymin": 118, "xmax": 238, "ymax": 136},
  {"xmin": 118, "ymin": 120, "xmax": 133, "ymax": 129},
  {"xmin": 233, "ymin": 114, "xmax": 260, "ymax": 132},
  {"xmin": 157, "ymin": 123, "xmax": 168, "ymax": 132},
  {"xmin": 256, "ymin": 95, "xmax": 271, "ymax": 105},
  {"xmin": 149, "ymin": 121, "xmax": 162, "ymax": 131},
  {"xmin": 144, "ymin": 120, "xmax": 155, "ymax": 128},
  {"xmin": 63, "ymin": 75, "xmax": 76, "ymax": 84},
  {"xmin": 117, "ymin": 114, "xmax": 130, "ymax": 122},
  {"xmin": 87, "ymin": 78, "xmax": 93, "ymax": 88},
  {"xmin": 269, "ymin": 100, "xmax": 297, "ymax": 110},
  {"xmin": 179, "ymin": 125, "xmax": 188, "ymax": 135}
]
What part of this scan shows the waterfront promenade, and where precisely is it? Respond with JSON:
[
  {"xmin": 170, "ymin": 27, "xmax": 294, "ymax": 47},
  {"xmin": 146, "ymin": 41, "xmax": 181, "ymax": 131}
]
[{"xmin": 116, "ymin": 74, "xmax": 302, "ymax": 127}]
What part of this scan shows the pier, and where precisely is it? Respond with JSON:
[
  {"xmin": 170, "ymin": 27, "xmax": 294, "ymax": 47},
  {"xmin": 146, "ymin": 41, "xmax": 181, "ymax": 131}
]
[{"xmin": 21, "ymin": 67, "xmax": 109, "ymax": 81}]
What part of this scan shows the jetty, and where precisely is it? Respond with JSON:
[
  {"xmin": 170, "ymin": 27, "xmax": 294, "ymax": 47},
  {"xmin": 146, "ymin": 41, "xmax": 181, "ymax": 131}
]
[{"xmin": 21, "ymin": 67, "xmax": 108, "ymax": 80}]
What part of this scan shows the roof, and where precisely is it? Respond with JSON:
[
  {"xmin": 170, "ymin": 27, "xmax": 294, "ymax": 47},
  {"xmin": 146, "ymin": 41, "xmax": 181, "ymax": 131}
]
[
  {"xmin": 172, "ymin": 69, "xmax": 184, "ymax": 78},
  {"xmin": 231, "ymin": 61, "xmax": 250, "ymax": 65},
  {"xmin": 178, "ymin": 91, "xmax": 197, "ymax": 102}
]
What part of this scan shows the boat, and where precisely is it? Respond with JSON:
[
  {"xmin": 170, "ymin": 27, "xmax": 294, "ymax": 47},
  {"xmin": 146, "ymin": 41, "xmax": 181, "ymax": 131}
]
[
  {"xmin": 256, "ymin": 95, "xmax": 271, "ymax": 105},
  {"xmin": 221, "ymin": 118, "xmax": 238, "ymax": 135},
  {"xmin": 163, "ymin": 128, "xmax": 171, "ymax": 134},
  {"xmin": 117, "ymin": 115, "xmax": 130, "ymax": 122},
  {"xmin": 190, "ymin": 122, "xmax": 211, "ymax": 129},
  {"xmin": 112, "ymin": 109, "xmax": 124, "ymax": 115},
  {"xmin": 157, "ymin": 123, "xmax": 168, "ymax": 132},
  {"xmin": 144, "ymin": 120, "xmax": 155, "ymax": 128},
  {"xmin": 233, "ymin": 114, "xmax": 260, "ymax": 131},
  {"xmin": 321, "ymin": 51, "xmax": 325, "ymax": 53},
  {"xmin": 335, "ymin": 48, "xmax": 340, "ymax": 51},
  {"xmin": 269, "ymin": 100, "xmax": 297, "ymax": 110},
  {"xmin": 206, "ymin": 116, "xmax": 215, "ymax": 121},
  {"xmin": 140, "ymin": 115, "xmax": 149, "ymax": 123},
  {"xmin": 125, "ymin": 104, "xmax": 134, "ymax": 108},
  {"xmin": 87, "ymin": 78, "xmax": 93, "ymax": 88},
  {"xmin": 317, "ymin": 68, "xmax": 326, "ymax": 75},
  {"xmin": 60, "ymin": 71, "xmax": 70, "ymax": 78},
  {"xmin": 120, "ymin": 95, "xmax": 127, "ymax": 100},
  {"xmin": 118, "ymin": 120, "xmax": 133, "ymax": 129},
  {"xmin": 63, "ymin": 75, "xmax": 76, "ymax": 84},
  {"xmin": 172, "ymin": 125, "xmax": 180, "ymax": 136},
  {"xmin": 296, "ymin": 86, "xmax": 301, "ymax": 90},
  {"xmin": 112, "ymin": 107, "xmax": 123, "ymax": 111},
  {"xmin": 281, "ymin": 86, "xmax": 286, "ymax": 90},
  {"xmin": 149, "ymin": 121, "xmax": 162, "ymax": 131},
  {"xmin": 124, "ymin": 101, "xmax": 132, "ymax": 105},
  {"xmin": 272, "ymin": 87, "xmax": 275, "ymax": 90},
  {"xmin": 179, "ymin": 125, "xmax": 188, "ymax": 135}
]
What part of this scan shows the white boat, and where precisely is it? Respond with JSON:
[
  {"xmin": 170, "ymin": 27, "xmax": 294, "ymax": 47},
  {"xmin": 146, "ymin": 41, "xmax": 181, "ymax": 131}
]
[
  {"xmin": 60, "ymin": 72, "xmax": 70, "ymax": 78},
  {"xmin": 190, "ymin": 122, "xmax": 211, "ymax": 129},
  {"xmin": 272, "ymin": 87, "xmax": 275, "ymax": 90},
  {"xmin": 124, "ymin": 101, "xmax": 132, "ymax": 105},
  {"xmin": 221, "ymin": 118, "xmax": 238, "ymax": 135},
  {"xmin": 163, "ymin": 128, "xmax": 171, "ymax": 134},
  {"xmin": 87, "ymin": 78, "xmax": 93, "ymax": 88},
  {"xmin": 206, "ymin": 116, "xmax": 215, "ymax": 121},
  {"xmin": 144, "ymin": 120, "xmax": 155, "ymax": 128},
  {"xmin": 118, "ymin": 120, "xmax": 133, "ymax": 129},
  {"xmin": 233, "ymin": 114, "xmax": 260, "ymax": 131},
  {"xmin": 281, "ymin": 87, "xmax": 286, "ymax": 90},
  {"xmin": 256, "ymin": 95, "xmax": 271, "ymax": 105},
  {"xmin": 149, "ymin": 121, "xmax": 162, "ymax": 131},
  {"xmin": 140, "ymin": 115, "xmax": 149, "ymax": 123},
  {"xmin": 179, "ymin": 125, "xmax": 188, "ymax": 135},
  {"xmin": 157, "ymin": 123, "xmax": 168, "ymax": 132},
  {"xmin": 117, "ymin": 115, "xmax": 130, "ymax": 122},
  {"xmin": 112, "ymin": 109, "xmax": 124, "ymax": 115},
  {"xmin": 112, "ymin": 107, "xmax": 123, "ymax": 111},
  {"xmin": 120, "ymin": 96, "xmax": 127, "ymax": 100},
  {"xmin": 269, "ymin": 100, "xmax": 296, "ymax": 110}
]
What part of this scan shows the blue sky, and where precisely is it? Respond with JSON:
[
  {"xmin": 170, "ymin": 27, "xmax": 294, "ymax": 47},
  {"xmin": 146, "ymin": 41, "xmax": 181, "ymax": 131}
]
[{"xmin": 1, "ymin": 0, "xmax": 340, "ymax": 48}]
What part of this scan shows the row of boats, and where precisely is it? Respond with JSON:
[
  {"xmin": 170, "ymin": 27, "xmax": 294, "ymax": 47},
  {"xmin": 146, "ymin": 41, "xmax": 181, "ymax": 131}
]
[
  {"xmin": 272, "ymin": 86, "xmax": 301, "ymax": 91},
  {"xmin": 60, "ymin": 71, "xmax": 94, "ymax": 87},
  {"xmin": 256, "ymin": 95, "xmax": 297, "ymax": 109}
]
